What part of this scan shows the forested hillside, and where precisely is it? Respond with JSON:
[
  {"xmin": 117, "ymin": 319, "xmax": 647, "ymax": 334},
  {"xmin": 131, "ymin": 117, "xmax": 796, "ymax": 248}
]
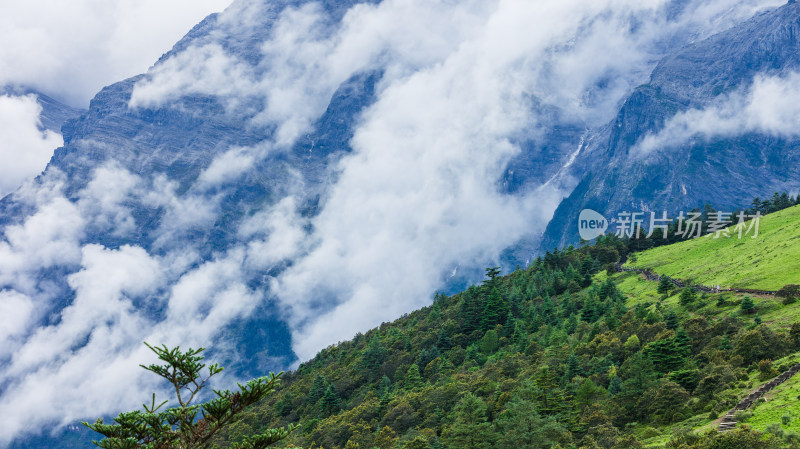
[{"xmin": 206, "ymin": 207, "xmax": 800, "ymax": 449}]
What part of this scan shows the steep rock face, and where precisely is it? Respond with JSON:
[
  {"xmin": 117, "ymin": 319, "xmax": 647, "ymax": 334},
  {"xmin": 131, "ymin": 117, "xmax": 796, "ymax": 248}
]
[{"xmin": 542, "ymin": 1, "xmax": 800, "ymax": 250}]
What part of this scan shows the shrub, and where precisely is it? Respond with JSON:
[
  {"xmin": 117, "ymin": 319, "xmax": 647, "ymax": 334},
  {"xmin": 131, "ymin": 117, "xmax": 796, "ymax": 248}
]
[{"xmin": 777, "ymin": 284, "xmax": 800, "ymax": 299}]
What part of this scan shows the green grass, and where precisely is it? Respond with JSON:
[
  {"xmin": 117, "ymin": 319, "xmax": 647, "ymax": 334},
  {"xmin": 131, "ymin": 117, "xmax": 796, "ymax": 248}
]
[
  {"xmin": 607, "ymin": 266, "xmax": 800, "ymax": 446},
  {"xmin": 739, "ymin": 354, "xmax": 800, "ymax": 435},
  {"xmin": 587, "ymin": 208, "xmax": 800, "ymax": 446},
  {"xmin": 626, "ymin": 205, "xmax": 800, "ymax": 290}
]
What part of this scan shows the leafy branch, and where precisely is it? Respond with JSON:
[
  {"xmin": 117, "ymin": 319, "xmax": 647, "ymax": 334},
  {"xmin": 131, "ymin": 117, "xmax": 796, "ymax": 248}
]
[{"xmin": 83, "ymin": 342, "xmax": 295, "ymax": 449}]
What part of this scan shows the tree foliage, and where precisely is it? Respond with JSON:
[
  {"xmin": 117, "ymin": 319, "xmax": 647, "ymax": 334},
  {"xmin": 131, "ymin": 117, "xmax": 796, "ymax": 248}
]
[{"xmin": 83, "ymin": 343, "xmax": 294, "ymax": 449}]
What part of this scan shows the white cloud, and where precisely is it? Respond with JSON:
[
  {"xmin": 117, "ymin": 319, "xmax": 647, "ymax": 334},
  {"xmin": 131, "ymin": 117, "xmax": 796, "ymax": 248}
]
[
  {"xmin": 0, "ymin": 244, "xmax": 163, "ymax": 440},
  {"xmin": 0, "ymin": 94, "xmax": 63, "ymax": 197},
  {"xmin": 142, "ymin": 174, "xmax": 220, "ymax": 248},
  {"xmin": 128, "ymin": 0, "xmax": 789, "ymax": 361},
  {"xmin": 0, "ymin": 237, "xmax": 262, "ymax": 446},
  {"xmin": 0, "ymin": 290, "xmax": 35, "ymax": 356},
  {"xmin": 0, "ymin": 196, "xmax": 84, "ymax": 293},
  {"xmin": 241, "ymin": 196, "xmax": 308, "ymax": 270},
  {"xmin": 78, "ymin": 163, "xmax": 141, "ymax": 236},
  {"xmin": 128, "ymin": 43, "xmax": 259, "ymax": 112},
  {"xmin": 261, "ymin": 0, "xmax": 786, "ymax": 360},
  {"xmin": 197, "ymin": 147, "xmax": 256, "ymax": 188},
  {"xmin": 634, "ymin": 71, "xmax": 800, "ymax": 156},
  {"xmin": 0, "ymin": 0, "xmax": 233, "ymax": 107}
]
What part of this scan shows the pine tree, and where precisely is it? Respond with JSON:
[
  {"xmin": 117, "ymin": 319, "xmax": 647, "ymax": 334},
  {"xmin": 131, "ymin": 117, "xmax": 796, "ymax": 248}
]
[
  {"xmin": 435, "ymin": 329, "xmax": 453, "ymax": 350},
  {"xmin": 534, "ymin": 366, "xmax": 568, "ymax": 416},
  {"xmin": 83, "ymin": 343, "xmax": 293, "ymax": 449},
  {"xmin": 657, "ymin": 277, "xmax": 673, "ymax": 295},
  {"xmin": 644, "ymin": 338, "xmax": 686, "ymax": 373},
  {"xmin": 779, "ymin": 192, "xmax": 792, "ymax": 210},
  {"xmin": 608, "ymin": 375, "xmax": 622, "ymax": 395},
  {"xmin": 309, "ymin": 374, "xmax": 328, "ymax": 404},
  {"xmin": 664, "ymin": 310, "xmax": 679, "ymax": 330},
  {"xmin": 378, "ymin": 375, "xmax": 393, "ymax": 398},
  {"xmin": 679, "ymin": 288, "xmax": 696, "ymax": 305},
  {"xmin": 360, "ymin": 338, "xmax": 388, "ymax": 377},
  {"xmin": 442, "ymin": 394, "xmax": 496, "ymax": 449},
  {"xmin": 566, "ymin": 354, "xmax": 582, "ymax": 380},
  {"xmin": 674, "ymin": 328, "xmax": 692, "ymax": 357},
  {"xmin": 741, "ymin": 296, "xmax": 756, "ymax": 314},
  {"xmin": 320, "ymin": 384, "xmax": 341, "ymax": 415},
  {"xmin": 274, "ymin": 392, "xmax": 293, "ymax": 417},
  {"xmin": 460, "ymin": 286, "xmax": 483, "ymax": 334},
  {"xmin": 751, "ymin": 197, "xmax": 763, "ymax": 214},
  {"xmin": 495, "ymin": 396, "xmax": 568, "ymax": 449},
  {"xmin": 581, "ymin": 296, "xmax": 597, "ymax": 322},
  {"xmin": 598, "ymin": 279, "xmax": 618, "ymax": 300},
  {"xmin": 417, "ymin": 346, "xmax": 441, "ymax": 370},
  {"xmin": 404, "ymin": 364, "xmax": 424, "ymax": 390}
]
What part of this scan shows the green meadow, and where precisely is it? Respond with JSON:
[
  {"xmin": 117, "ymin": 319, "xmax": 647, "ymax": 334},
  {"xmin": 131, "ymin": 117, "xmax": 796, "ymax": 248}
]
[{"xmin": 627, "ymin": 205, "xmax": 800, "ymax": 290}]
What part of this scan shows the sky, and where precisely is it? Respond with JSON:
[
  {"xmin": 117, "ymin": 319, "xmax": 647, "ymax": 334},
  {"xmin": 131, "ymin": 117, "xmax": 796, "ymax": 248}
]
[{"xmin": 0, "ymin": 0, "xmax": 793, "ymax": 446}]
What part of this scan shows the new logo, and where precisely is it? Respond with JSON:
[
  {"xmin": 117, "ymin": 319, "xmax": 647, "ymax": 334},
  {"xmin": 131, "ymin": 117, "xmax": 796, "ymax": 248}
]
[{"xmin": 578, "ymin": 209, "xmax": 608, "ymax": 240}]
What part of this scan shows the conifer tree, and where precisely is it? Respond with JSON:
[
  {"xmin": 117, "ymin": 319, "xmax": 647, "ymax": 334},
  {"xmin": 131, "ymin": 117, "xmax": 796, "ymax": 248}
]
[
  {"xmin": 482, "ymin": 286, "xmax": 508, "ymax": 330},
  {"xmin": 534, "ymin": 367, "xmax": 568, "ymax": 416},
  {"xmin": 404, "ymin": 364, "xmax": 424, "ymax": 390},
  {"xmin": 378, "ymin": 375, "xmax": 393, "ymax": 398},
  {"xmin": 679, "ymin": 288, "xmax": 696, "ymax": 305},
  {"xmin": 674, "ymin": 328, "xmax": 692, "ymax": 357},
  {"xmin": 460, "ymin": 286, "xmax": 483, "ymax": 334},
  {"xmin": 657, "ymin": 277, "xmax": 673, "ymax": 295},
  {"xmin": 664, "ymin": 310, "xmax": 679, "ymax": 330},
  {"xmin": 581, "ymin": 297, "xmax": 597, "ymax": 322},
  {"xmin": 442, "ymin": 394, "xmax": 496, "ymax": 449},
  {"xmin": 320, "ymin": 384, "xmax": 341, "ymax": 415},
  {"xmin": 495, "ymin": 396, "xmax": 568, "ymax": 449},
  {"xmin": 435, "ymin": 329, "xmax": 453, "ymax": 350},
  {"xmin": 360, "ymin": 338, "xmax": 388, "ymax": 375},
  {"xmin": 83, "ymin": 343, "xmax": 293, "ymax": 449},
  {"xmin": 309, "ymin": 374, "xmax": 328, "ymax": 404},
  {"xmin": 741, "ymin": 296, "xmax": 756, "ymax": 314},
  {"xmin": 566, "ymin": 354, "xmax": 582, "ymax": 380},
  {"xmin": 608, "ymin": 376, "xmax": 622, "ymax": 395}
]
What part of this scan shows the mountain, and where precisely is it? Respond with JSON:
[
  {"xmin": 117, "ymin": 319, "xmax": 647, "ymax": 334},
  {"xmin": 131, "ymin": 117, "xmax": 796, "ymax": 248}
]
[
  {"xmin": 2, "ymin": 0, "xmax": 800, "ymax": 447},
  {"xmin": 189, "ymin": 205, "xmax": 800, "ymax": 449},
  {"xmin": 541, "ymin": 0, "xmax": 800, "ymax": 251}
]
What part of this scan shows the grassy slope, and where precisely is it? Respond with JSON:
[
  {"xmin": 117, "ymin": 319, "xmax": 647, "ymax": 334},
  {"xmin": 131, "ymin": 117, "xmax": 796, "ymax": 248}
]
[
  {"xmin": 610, "ymin": 206, "xmax": 800, "ymax": 445},
  {"xmin": 745, "ymin": 354, "xmax": 800, "ymax": 434},
  {"xmin": 609, "ymin": 270, "xmax": 799, "ymax": 446},
  {"xmin": 626, "ymin": 205, "xmax": 800, "ymax": 290}
]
